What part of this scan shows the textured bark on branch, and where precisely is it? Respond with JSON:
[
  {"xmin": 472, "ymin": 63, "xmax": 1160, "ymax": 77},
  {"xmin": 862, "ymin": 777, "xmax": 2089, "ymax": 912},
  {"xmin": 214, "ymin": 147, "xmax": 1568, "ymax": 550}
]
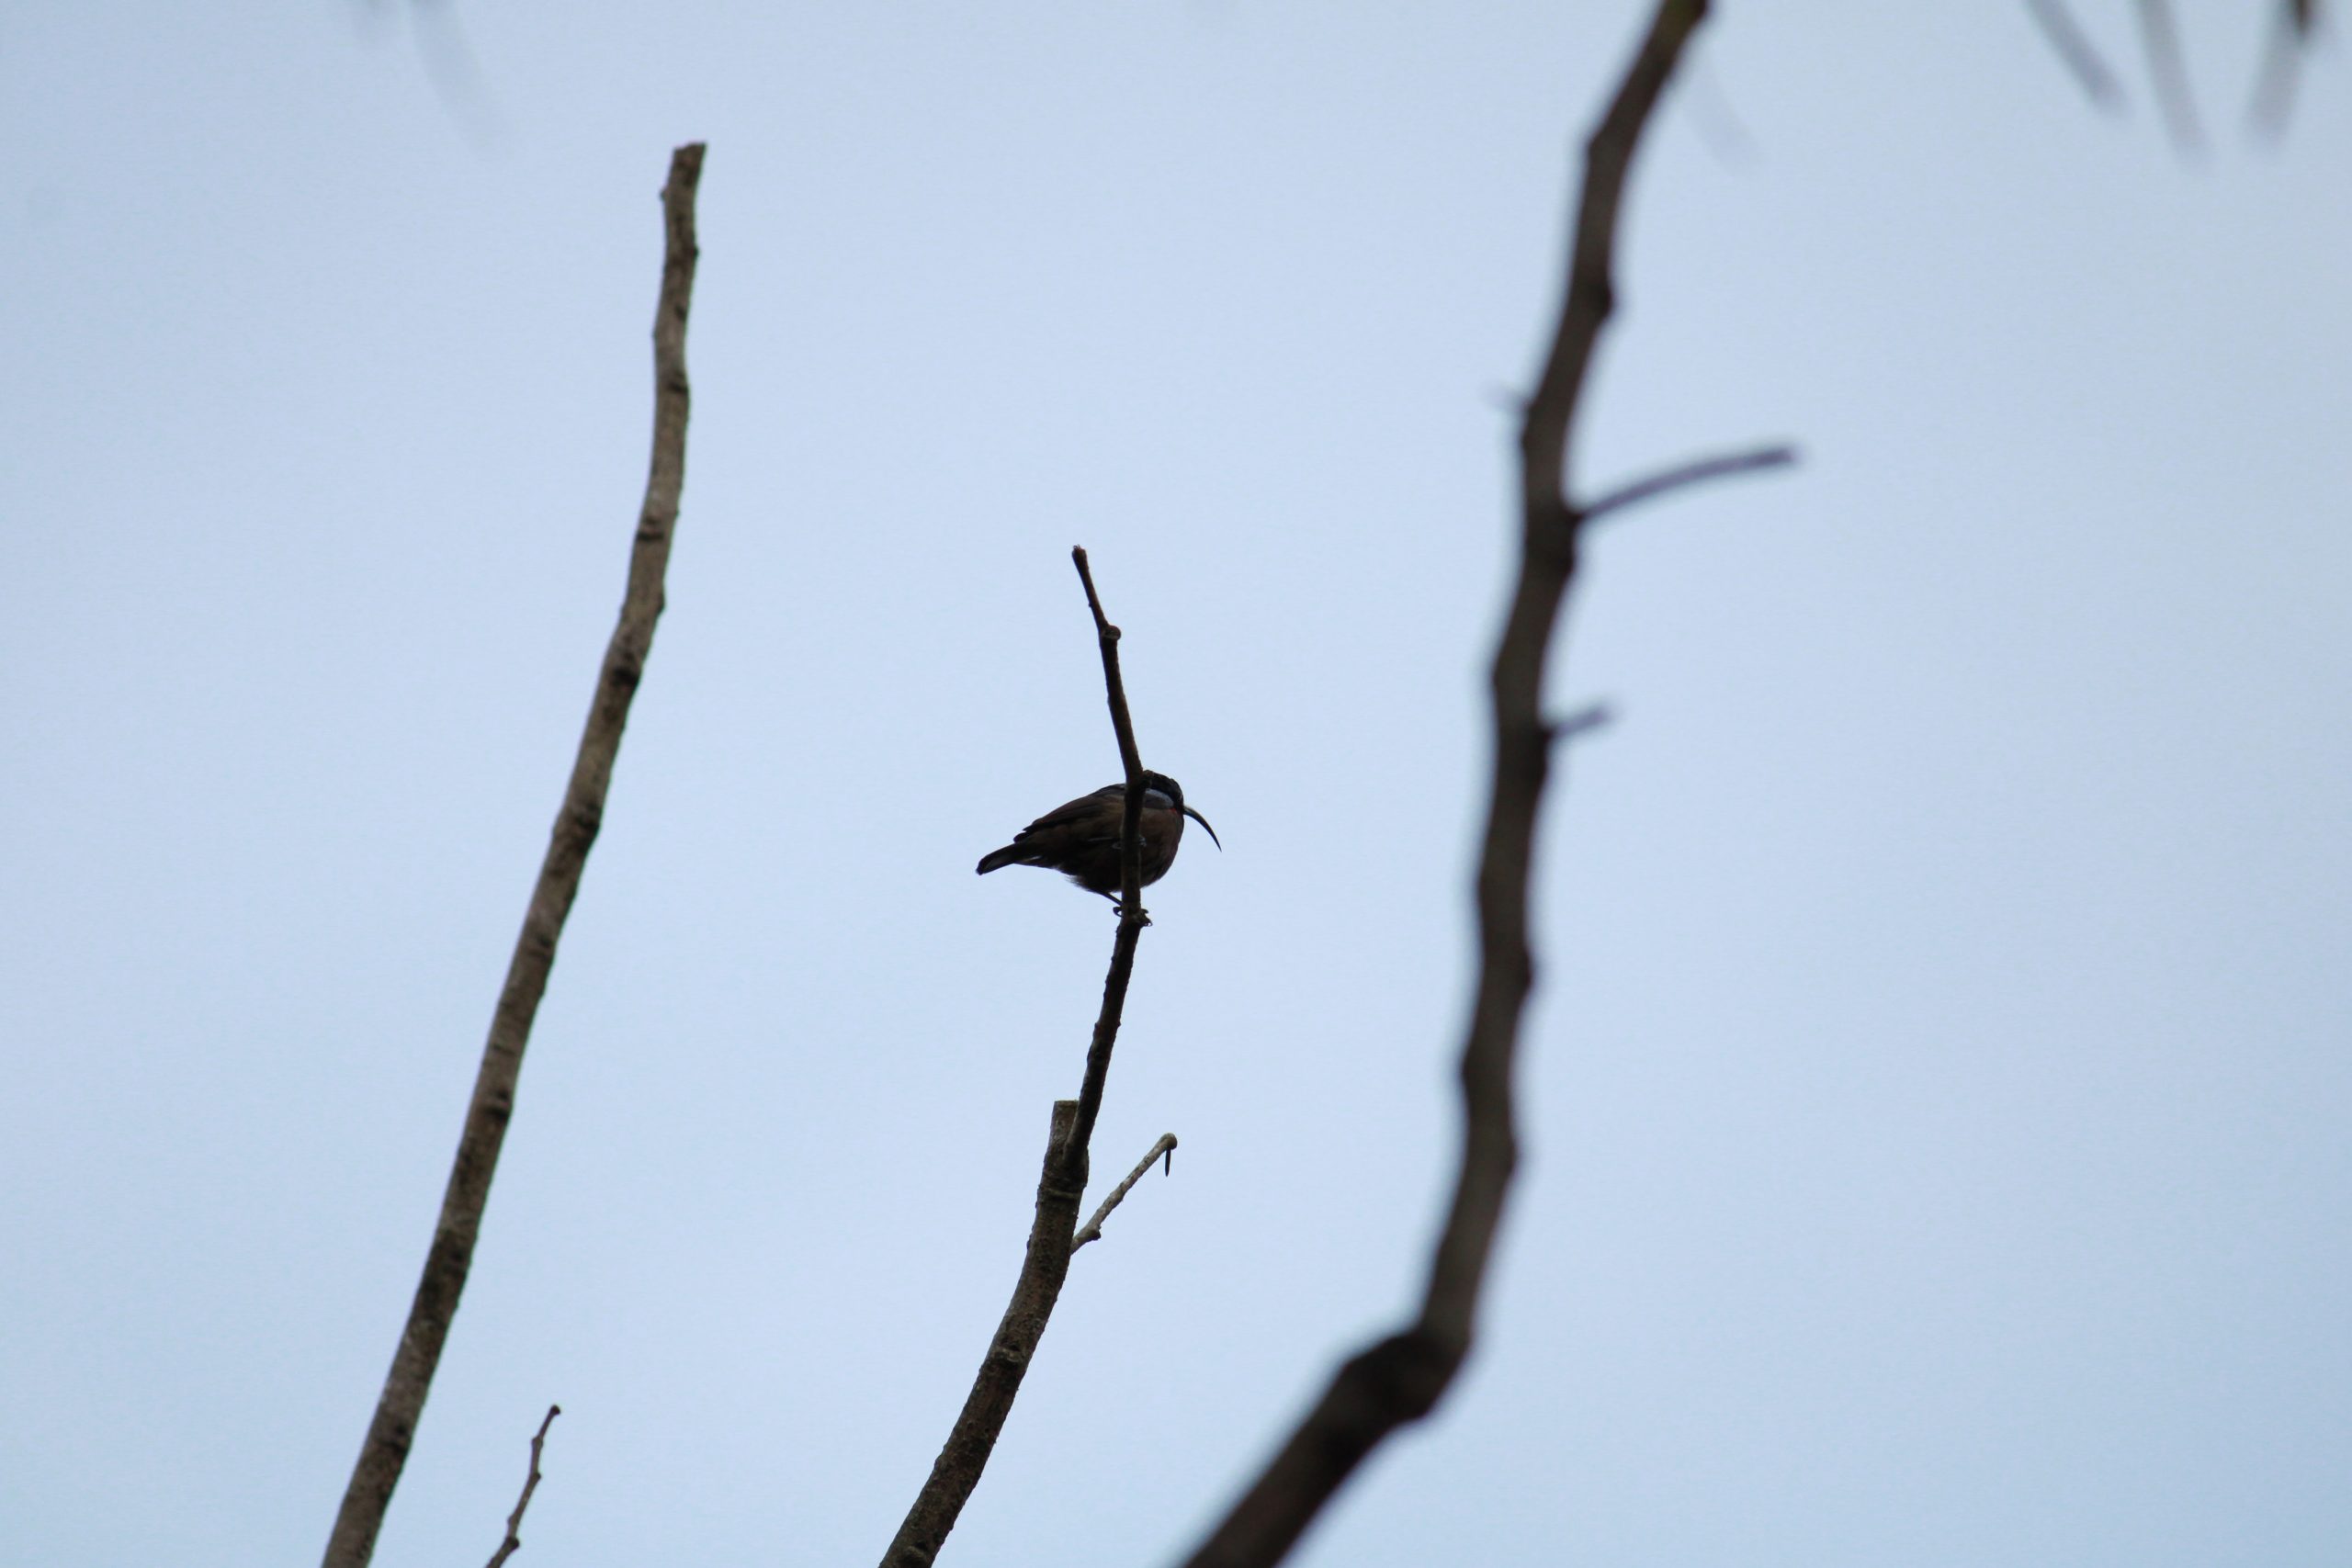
[{"xmin": 321, "ymin": 141, "xmax": 705, "ymax": 1568}]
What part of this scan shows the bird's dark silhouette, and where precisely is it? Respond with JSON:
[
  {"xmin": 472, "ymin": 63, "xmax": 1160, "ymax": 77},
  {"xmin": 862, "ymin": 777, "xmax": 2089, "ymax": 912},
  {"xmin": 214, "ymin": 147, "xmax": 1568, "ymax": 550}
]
[{"xmin": 976, "ymin": 771, "xmax": 1220, "ymax": 905}]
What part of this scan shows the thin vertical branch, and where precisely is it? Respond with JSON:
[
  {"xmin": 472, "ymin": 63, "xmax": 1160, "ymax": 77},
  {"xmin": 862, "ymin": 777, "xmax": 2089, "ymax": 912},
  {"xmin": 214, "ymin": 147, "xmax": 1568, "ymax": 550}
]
[
  {"xmin": 1177, "ymin": 6, "xmax": 1711, "ymax": 1564},
  {"xmin": 880, "ymin": 556, "xmax": 1159, "ymax": 1568},
  {"xmin": 1069, "ymin": 545, "xmax": 1150, "ymax": 1155},
  {"xmin": 322, "ymin": 141, "xmax": 706, "ymax": 1568}
]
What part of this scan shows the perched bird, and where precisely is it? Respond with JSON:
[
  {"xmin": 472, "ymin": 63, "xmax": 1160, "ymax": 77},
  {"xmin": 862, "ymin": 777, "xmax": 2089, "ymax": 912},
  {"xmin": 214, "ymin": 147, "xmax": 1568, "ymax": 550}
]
[{"xmin": 976, "ymin": 770, "xmax": 1221, "ymax": 904}]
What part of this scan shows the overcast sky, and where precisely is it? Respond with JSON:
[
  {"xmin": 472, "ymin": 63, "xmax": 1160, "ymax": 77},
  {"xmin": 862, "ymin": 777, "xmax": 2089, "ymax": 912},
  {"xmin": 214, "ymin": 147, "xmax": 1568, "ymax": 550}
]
[{"xmin": 4, "ymin": 5, "xmax": 2347, "ymax": 1565}]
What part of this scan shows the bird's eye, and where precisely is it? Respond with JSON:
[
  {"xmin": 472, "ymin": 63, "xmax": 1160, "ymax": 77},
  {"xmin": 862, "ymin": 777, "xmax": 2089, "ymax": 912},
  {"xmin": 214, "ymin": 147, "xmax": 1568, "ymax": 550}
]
[{"xmin": 1144, "ymin": 790, "xmax": 1173, "ymax": 808}]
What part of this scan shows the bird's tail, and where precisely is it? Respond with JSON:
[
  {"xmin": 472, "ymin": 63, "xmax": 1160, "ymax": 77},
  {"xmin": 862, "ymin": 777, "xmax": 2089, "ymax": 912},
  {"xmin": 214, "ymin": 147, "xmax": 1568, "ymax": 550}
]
[{"xmin": 975, "ymin": 845, "xmax": 1026, "ymax": 875}]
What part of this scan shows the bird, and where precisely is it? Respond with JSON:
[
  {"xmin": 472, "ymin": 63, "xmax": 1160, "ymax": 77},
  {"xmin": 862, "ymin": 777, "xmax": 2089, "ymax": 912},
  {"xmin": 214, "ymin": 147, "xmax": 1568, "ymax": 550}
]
[{"xmin": 976, "ymin": 770, "xmax": 1221, "ymax": 907}]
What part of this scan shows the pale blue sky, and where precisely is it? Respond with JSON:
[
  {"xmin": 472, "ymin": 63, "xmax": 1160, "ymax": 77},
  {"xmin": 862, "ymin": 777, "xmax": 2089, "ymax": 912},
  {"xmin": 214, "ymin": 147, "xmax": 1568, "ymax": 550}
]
[{"xmin": 4, "ymin": 5, "xmax": 2347, "ymax": 1565}]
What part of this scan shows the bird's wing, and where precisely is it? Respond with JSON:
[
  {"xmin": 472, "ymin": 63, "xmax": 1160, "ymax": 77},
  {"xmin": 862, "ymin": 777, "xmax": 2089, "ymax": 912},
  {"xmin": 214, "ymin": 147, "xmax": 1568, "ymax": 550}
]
[{"xmin": 1014, "ymin": 784, "xmax": 1124, "ymax": 843}]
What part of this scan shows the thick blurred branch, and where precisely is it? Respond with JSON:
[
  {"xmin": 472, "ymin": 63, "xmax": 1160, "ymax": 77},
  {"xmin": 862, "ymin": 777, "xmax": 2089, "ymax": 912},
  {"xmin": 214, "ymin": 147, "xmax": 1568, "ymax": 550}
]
[
  {"xmin": 321, "ymin": 141, "xmax": 705, "ymax": 1568},
  {"xmin": 1176, "ymin": 6, "xmax": 1713, "ymax": 1564},
  {"xmin": 2026, "ymin": 1, "xmax": 2325, "ymax": 139},
  {"xmin": 2026, "ymin": 0, "xmax": 2129, "ymax": 108},
  {"xmin": 880, "ymin": 555, "xmax": 1160, "ymax": 1568}
]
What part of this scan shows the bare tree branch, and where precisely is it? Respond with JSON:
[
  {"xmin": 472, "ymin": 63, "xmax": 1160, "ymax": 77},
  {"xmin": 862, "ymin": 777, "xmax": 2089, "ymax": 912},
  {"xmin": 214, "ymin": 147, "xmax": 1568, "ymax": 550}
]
[
  {"xmin": 483, "ymin": 1404, "xmax": 561, "ymax": 1568},
  {"xmin": 1176, "ymin": 6, "xmax": 1713, "ymax": 1564},
  {"xmin": 1072, "ymin": 1134, "xmax": 1180, "ymax": 1253},
  {"xmin": 881, "ymin": 555, "xmax": 1161, "ymax": 1568},
  {"xmin": 321, "ymin": 141, "xmax": 706, "ymax": 1568},
  {"xmin": 1578, "ymin": 442, "xmax": 1797, "ymax": 525},
  {"xmin": 1069, "ymin": 546, "xmax": 1152, "ymax": 1140}
]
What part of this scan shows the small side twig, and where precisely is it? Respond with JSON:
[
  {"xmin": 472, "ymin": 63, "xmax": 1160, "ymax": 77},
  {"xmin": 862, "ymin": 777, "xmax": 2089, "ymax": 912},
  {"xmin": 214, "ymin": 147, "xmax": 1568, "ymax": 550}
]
[
  {"xmin": 1545, "ymin": 703, "xmax": 1615, "ymax": 750},
  {"xmin": 1578, "ymin": 443, "xmax": 1797, "ymax": 526},
  {"xmin": 1071, "ymin": 1134, "xmax": 1180, "ymax": 1253},
  {"xmin": 483, "ymin": 1404, "xmax": 561, "ymax": 1568},
  {"xmin": 322, "ymin": 141, "xmax": 705, "ymax": 1568}
]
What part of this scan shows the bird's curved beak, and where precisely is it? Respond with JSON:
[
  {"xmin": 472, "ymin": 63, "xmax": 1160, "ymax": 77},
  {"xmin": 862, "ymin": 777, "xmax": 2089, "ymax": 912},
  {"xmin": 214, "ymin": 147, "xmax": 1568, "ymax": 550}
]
[{"xmin": 1183, "ymin": 805, "xmax": 1222, "ymax": 851}]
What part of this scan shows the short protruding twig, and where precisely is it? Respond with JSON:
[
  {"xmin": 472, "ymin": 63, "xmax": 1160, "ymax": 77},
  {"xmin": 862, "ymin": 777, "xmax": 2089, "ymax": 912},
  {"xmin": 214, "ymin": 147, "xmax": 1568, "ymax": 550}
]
[
  {"xmin": 1578, "ymin": 443, "xmax": 1796, "ymax": 525},
  {"xmin": 483, "ymin": 1404, "xmax": 561, "ymax": 1568},
  {"xmin": 1071, "ymin": 1134, "xmax": 1181, "ymax": 1253},
  {"xmin": 1545, "ymin": 704, "xmax": 1615, "ymax": 749}
]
